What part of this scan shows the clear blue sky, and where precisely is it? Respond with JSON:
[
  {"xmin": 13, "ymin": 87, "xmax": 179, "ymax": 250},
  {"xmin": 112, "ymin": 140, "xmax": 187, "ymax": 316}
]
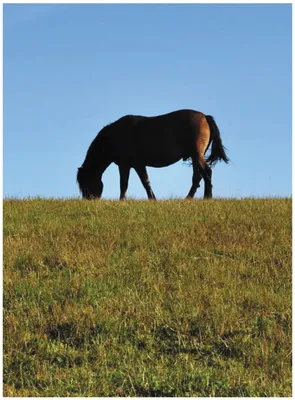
[{"xmin": 3, "ymin": 3, "xmax": 292, "ymax": 199}]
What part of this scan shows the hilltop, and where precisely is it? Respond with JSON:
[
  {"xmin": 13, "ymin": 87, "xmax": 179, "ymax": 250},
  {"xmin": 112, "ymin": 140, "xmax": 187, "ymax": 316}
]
[{"xmin": 3, "ymin": 198, "xmax": 292, "ymax": 396}]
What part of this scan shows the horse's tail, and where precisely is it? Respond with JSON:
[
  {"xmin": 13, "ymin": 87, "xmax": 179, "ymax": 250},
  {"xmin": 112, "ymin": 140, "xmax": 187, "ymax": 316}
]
[{"xmin": 205, "ymin": 115, "xmax": 229, "ymax": 166}]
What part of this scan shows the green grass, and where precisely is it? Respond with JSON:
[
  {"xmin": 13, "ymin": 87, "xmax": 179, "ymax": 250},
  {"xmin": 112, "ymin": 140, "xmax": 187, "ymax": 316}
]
[{"xmin": 3, "ymin": 197, "xmax": 292, "ymax": 396}]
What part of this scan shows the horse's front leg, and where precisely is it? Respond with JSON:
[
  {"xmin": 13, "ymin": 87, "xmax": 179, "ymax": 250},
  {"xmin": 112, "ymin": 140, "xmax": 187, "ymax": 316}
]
[
  {"xmin": 119, "ymin": 164, "xmax": 131, "ymax": 200},
  {"xmin": 134, "ymin": 165, "xmax": 156, "ymax": 200}
]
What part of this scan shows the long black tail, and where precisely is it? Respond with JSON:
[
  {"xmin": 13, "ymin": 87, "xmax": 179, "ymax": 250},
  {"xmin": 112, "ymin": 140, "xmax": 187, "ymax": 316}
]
[{"xmin": 205, "ymin": 115, "xmax": 229, "ymax": 166}]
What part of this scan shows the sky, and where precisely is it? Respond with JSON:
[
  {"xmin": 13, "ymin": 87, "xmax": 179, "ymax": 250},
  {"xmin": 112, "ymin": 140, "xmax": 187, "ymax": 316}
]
[{"xmin": 3, "ymin": 3, "xmax": 292, "ymax": 199}]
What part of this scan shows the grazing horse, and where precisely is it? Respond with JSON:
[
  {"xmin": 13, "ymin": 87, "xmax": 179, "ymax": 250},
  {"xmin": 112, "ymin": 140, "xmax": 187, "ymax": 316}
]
[{"xmin": 77, "ymin": 109, "xmax": 229, "ymax": 200}]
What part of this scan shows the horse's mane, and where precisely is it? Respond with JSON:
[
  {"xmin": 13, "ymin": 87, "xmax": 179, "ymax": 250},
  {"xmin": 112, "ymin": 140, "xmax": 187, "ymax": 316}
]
[{"xmin": 81, "ymin": 122, "xmax": 114, "ymax": 168}]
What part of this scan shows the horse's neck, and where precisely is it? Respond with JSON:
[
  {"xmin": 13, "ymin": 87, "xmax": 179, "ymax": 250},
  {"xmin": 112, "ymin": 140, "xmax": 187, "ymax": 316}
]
[
  {"xmin": 82, "ymin": 156, "xmax": 112, "ymax": 176},
  {"xmin": 97, "ymin": 158, "xmax": 112, "ymax": 175},
  {"xmin": 83, "ymin": 132, "xmax": 113, "ymax": 174}
]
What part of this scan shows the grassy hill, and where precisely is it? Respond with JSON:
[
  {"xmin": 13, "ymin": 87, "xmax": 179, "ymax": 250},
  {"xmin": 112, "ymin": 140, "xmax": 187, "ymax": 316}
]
[{"xmin": 3, "ymin": 197, "xmax": 292, "ymax": 396}]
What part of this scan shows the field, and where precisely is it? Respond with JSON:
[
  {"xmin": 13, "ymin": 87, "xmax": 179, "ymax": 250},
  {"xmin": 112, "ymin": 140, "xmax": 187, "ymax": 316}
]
[{"xmin": 3, "ymin": 197, "xmax": 292, "ymax": 397}]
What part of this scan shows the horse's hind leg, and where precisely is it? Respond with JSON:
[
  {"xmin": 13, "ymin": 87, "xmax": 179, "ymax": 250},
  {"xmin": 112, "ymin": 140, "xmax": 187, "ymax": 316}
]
[
  {"xmin": 197, "ymin": 156, "xmax": 213, "ymax": 199},
  {"xmin": 119, "ymin": 164, "xmax": 131, "ymax": 200},
  {"xmin": 186, "ymin": 160, "xmax": 202, "ymax": 199},
  {"xmin": 134, "ymin": 165, "xmax": 156, "ymax": 200}
]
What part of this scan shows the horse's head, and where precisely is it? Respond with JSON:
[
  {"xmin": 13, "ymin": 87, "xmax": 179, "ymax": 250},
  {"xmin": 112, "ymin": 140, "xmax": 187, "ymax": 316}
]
[{"xmin": 77, "ymin": 166, "xmax": 103, "ymax": 199}]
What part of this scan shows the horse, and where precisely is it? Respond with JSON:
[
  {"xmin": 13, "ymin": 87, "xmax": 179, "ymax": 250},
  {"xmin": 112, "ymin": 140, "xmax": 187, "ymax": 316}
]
[{"xmin": 77, "ymin": 109, "xmax": 229, "ymax": 200}]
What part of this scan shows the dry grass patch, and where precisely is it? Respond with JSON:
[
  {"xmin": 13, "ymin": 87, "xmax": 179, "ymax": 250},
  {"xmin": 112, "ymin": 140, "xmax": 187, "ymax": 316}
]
[{"xmin": 3, "ymin": 197, "xmax": 291, "ymax": 396}]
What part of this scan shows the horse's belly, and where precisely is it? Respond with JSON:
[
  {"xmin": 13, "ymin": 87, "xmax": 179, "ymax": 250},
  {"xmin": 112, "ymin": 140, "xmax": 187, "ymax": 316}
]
[
  {"xmin": 133, "ymin": 134, "xmax": 187, "ymax": 167},
  {"xmin": 144, "ymin": 153, "xmax": 182, "ymax": 167}
]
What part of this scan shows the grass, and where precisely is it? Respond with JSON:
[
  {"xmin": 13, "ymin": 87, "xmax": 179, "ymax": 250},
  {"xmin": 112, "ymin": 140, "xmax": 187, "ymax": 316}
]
[{"xmin": 3, "ymin": 197, "xmax": 292, "ymax": 396}]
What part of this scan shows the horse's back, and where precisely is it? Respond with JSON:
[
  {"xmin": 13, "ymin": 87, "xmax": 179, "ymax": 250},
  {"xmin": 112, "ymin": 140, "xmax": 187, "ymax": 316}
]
[
  {"xmin": 119, "ymin": 110, "xmax": 207, "ymax": 166},
  {"xmin": 118, "ymin": 109, "xmax": 204, "ymax": 124}
]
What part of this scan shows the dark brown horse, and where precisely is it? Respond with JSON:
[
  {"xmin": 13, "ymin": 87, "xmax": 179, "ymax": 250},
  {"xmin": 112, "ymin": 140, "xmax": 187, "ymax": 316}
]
[{"xmin": 77, "ymin": 109, "xmax": 229, "ymax": 200}]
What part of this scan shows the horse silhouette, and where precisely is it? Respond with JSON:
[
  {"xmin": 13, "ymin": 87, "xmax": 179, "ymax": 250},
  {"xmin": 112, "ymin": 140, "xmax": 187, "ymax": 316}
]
[{"xmin": 77, "ymin": 109, "xmax": 229, "ymax": 200}]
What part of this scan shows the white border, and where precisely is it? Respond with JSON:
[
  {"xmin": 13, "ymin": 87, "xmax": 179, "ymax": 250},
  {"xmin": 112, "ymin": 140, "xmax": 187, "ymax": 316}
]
[{"xmin": 1, "ymin": 1, "xmax": 293, "ymax": 400}]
